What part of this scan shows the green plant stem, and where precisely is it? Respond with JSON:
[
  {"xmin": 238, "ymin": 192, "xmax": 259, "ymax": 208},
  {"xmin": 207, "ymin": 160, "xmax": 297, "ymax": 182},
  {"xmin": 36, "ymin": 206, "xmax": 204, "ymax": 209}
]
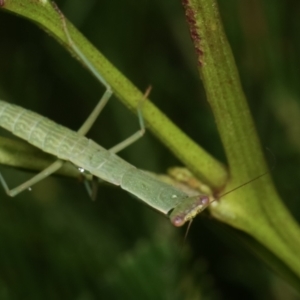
[
  {"xmin": 181, "ymin": 0, "xmax": 300, "ymax": 279},
  {"xmin": 0, "ymin": 0, "xmax": 227, "ymax": 189}
]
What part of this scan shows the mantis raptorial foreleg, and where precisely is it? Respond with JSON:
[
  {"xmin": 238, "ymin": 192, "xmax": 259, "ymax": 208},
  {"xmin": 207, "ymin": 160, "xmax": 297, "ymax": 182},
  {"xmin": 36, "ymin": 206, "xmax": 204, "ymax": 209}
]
[{"xmin": 0, "ymin": 4, "xmax": 149, "ymax": 198}]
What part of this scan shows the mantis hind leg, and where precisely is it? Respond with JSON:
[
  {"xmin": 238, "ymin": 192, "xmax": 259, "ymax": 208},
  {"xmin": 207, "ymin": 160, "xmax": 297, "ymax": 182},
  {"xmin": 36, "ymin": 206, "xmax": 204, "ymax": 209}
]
[{"xmin": 0, "ymin": 160, "xmax": 64, "ymax": 197}]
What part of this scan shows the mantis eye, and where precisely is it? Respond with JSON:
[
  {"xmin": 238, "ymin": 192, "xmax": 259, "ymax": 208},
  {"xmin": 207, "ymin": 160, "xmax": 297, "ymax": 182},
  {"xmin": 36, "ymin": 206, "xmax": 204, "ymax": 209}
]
[{"xmin": 171, "ymin": 215, "xmax": 185, "ymax": 227}]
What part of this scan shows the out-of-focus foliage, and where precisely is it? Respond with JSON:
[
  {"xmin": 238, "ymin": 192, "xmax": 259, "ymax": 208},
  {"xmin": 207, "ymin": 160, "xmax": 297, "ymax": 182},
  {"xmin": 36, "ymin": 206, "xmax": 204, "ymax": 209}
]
[{"xmin": 0, "ymin": 0, "xmax": 299, "ymax": 298}]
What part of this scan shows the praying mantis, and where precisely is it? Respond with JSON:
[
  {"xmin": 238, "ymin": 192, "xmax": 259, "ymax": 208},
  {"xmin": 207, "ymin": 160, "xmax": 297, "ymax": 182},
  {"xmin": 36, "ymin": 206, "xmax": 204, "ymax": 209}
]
[
  {"xmin": 0, "ymin": 2, "xmax": 213, "ymax": 227},
  {"xmin": 0, "ymin": 2, "xmax": 267, "ymax": 227}
]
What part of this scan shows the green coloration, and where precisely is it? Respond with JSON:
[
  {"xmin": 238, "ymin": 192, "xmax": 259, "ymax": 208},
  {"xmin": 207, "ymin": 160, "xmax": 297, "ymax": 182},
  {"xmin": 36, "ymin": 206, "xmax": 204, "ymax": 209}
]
[
  {"xmin": 0, "ymin": 5, "xmax": 207, "ymax": 216},
  {"xmin": 0, "ymin": 0, "xmax": 227, "ymax": 189},
  {"xmin": 0, "ymin": 0, "xmax": 300, "ymax": 296},
  {"xmin": 0, "ymin": 99, "xmax": 197, "ymax": 214}
]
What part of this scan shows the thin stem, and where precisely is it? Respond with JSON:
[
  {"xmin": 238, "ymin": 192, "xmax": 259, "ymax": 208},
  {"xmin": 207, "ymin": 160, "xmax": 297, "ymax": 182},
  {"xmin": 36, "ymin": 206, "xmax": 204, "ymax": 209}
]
[{"xmin": 181, "ymin": 0, "xmax": 300, "ymax": 279}]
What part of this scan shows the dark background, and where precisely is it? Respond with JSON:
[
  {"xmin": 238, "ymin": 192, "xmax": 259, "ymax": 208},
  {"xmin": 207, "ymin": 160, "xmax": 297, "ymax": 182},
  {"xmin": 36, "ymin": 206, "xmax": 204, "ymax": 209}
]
[{"xmin": 0, "ymin": 0, "xmax": 300, "ymax": 298}]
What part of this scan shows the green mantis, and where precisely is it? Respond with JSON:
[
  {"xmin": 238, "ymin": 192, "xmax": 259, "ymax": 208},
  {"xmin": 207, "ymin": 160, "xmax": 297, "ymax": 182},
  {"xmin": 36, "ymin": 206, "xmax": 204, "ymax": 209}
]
[
  {"xmin": 0, "ymin": 97, "xmax": 212, "ymax": 223},
  {"xmin": 0, "ymin": 2, "xmax": 213, "ymax": 226}
]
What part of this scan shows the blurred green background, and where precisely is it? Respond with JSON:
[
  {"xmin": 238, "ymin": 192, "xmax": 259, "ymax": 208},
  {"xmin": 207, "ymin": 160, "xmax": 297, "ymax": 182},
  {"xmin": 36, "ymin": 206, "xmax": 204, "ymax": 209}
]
[{"xmin": 0, "ymin": 0, "xmax": 300, "ymax": 298}]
